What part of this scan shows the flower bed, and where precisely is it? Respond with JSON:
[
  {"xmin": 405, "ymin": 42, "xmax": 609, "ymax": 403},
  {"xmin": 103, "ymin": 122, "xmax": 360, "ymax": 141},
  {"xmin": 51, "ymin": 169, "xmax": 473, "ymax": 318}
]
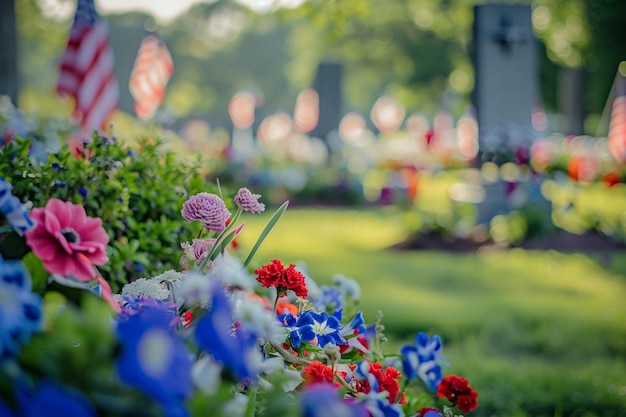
[{"xmin": 0, "ymin": 134, "xmax": 478, "ymax": 417}]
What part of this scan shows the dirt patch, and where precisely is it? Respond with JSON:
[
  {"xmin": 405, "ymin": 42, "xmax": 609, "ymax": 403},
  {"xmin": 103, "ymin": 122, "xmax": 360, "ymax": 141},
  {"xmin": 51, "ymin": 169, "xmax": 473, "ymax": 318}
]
[{"xmin": 390, "ymin": 231, "xmax": 626, "ymax": 253}]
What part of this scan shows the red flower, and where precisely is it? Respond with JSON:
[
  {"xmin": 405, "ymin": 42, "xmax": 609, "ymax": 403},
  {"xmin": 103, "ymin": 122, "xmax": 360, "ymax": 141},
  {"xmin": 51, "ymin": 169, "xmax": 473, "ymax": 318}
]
[
  {"xmin": 418, "ymin": 408, "xmax": 443, "ymax": 417},
  {"xmin": 353, "ymin": 362, "xmax": 406, "ymax": 404},
  {"xmin": 437, "ymin": 375, "xmax": 478, "ymax": 413},
  {"xmin": 302, "ymin": 361, "xmax": 335, "ymax": 386},
  {"xmin": 603, "ymin": 171, "xmax": 622, "ymax": 187},
  {"xmin": 254, "ymin": 259, "xmax": 308, "ymax": 298}
]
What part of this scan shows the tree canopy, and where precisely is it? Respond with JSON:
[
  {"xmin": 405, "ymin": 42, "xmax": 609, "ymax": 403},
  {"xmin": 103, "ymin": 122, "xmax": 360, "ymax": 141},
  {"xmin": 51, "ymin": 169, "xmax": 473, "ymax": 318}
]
[{"xmin": 13, "ymin": 0, "xmax": 626, "ymax": 133}]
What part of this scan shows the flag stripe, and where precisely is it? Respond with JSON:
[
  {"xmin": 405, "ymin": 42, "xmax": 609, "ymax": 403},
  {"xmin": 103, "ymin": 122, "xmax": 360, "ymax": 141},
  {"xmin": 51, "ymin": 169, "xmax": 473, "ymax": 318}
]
[
  {"xmin": 129, "ymin": 34, "xmax": 174, "ymax": 120},
  {"xmin": 56, "ymin": 0, "xmax": 119, "ymax": 131},
  {"xmin": 608, "ymin": 95, "xmax": 626, "ymax": 163}
]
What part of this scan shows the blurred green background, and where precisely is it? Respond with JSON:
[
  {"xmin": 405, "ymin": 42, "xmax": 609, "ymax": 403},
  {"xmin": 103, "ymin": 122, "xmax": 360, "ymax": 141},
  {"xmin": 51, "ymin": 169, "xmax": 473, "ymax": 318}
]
[
  {"xmin": 9, "ymin": 0, "xmax": 626, "ymax": 134},
  {"xmin": 238, "ymin": 205, "xmax": 626, "ymax": 417}
]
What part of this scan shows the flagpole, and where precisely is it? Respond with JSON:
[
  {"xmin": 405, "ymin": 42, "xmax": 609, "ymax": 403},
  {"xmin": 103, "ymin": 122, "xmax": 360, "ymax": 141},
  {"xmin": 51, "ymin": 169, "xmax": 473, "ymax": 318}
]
[{"xmin": 596, "ymin": 61, "xmax": 626, "ymax": 138}]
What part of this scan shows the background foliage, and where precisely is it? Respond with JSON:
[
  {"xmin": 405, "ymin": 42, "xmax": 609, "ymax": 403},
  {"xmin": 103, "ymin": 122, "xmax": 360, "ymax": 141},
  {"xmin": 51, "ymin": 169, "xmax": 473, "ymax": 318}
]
[
  {"xmin": 13, "ymin": 0, "xmax": 626, "ymax": 133},
  {"xmin": 0, "ymin": 134, "xmax": 220, "ymax": 291}
]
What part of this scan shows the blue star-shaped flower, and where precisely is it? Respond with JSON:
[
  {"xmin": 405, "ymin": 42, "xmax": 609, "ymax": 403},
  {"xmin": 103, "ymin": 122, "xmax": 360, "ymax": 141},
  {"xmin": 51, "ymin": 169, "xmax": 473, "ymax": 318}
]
[
  {"xmin": 399, "ymin": 332, "xmax": 449, "ymax": 392},
  {"xmin": 298, "ymin": 310, "xmax": 346, "ymax": 348},
  {"xmin": 277, "ymin": 312, "xmax": 316, "ymax": 350}
]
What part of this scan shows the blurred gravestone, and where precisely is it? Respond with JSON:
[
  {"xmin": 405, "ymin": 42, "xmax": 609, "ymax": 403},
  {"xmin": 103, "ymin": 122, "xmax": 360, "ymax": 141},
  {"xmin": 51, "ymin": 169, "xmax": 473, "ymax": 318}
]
[
  {"xmin": 0, "ymin": 0, "xmax": 18, "ymax": 105},
  {"xmin": 471, "ymin": 4, "xmax": 543, "ymax": 227},
  {"xmin": 472, "ymin": 3, "xmax": 538, "ymax": 157},
  {"xmin": 558, "ymin": 67, "xmax": 586, "ymax": 135},
  {"xmin": 310, "ymin": 62, "xmax": 343, "ymax": 142}
]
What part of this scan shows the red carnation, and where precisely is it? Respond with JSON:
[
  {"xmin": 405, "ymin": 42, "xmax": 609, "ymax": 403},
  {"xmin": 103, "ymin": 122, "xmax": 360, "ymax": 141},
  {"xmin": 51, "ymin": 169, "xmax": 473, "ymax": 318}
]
[
  {"xmin": 254, "ymin": 259, "xmax": 308, "ymax": 298},
  {"xmin": 437, "ymin": 375, "xmax": 478, "ymax": 413},
  {"xmin": 418, "ymin": 408, "xmax": 443, "ymax": 417},
  {"xmin": 302, "ymin": 361, "xmax": 335, "ymax": 386},
  {"xmin": 353, "ymin": 362, "xmax": 406, "ymax": 404}
]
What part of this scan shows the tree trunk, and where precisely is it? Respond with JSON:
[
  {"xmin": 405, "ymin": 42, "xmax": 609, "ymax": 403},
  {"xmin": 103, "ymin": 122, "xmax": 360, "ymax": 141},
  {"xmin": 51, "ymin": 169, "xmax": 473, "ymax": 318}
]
[{"xmin": 0, "ymin": 0, "xmax": 18, "ymax": 105}]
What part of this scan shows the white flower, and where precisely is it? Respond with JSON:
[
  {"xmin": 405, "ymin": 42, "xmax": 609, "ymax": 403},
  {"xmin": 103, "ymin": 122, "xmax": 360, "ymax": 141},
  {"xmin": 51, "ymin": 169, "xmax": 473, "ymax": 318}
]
[
  {"xmin": 332, "ymin": 274, "xmax": 361, "ymax": 301},
  {"xmin": 153, "ymin": 269, "xmax": 183, "ymax": 286},
  {"xmin": 207, "ymin": 256, "xmax": 254, "ymax": 290},
  {"xmin": 222, "ymin": 393, "xmax": 248, "ymax": 417},
  {"xmin": 258, "ymin": 357, "xmax": 304, "ymax": 392},
  {"xmin": 232, "ymin": 295, "xmax": 286, "ymax": 342},
  {"xmin": 176, "ymin": 272, "xmax": 213, "ymax": 308},
  {"xmin": 121, "ymin": 278, "xmax": 170, "ymax": 300},
  {"xmin": 192, "ymin": 356, "xmax": 222, "ymax": 395}
]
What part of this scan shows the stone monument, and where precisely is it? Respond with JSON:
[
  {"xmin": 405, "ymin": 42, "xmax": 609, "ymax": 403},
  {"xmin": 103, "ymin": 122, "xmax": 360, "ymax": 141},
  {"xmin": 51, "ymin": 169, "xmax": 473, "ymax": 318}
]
[
  {"xmin": 310, "ymin": 62, "xmax": 343, "ymax": 142},
  {"xmin": 471, "ymin": 4, "xmax": 547, "ymax": 226},
  {"xmin": 472, "ymin": 3, "xmax": 538, "ymax": 162}
]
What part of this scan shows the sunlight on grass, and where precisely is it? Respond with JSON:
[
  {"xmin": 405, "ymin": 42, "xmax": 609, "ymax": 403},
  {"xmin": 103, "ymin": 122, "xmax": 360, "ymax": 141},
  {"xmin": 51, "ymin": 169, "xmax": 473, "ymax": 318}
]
[{"xmin": 239, "ymin": 206, "xmax": 626, "ymax": 417}]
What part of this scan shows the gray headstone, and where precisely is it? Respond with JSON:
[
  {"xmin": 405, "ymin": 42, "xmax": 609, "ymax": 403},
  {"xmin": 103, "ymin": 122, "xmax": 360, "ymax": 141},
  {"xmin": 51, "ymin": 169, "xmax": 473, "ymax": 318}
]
[
  {"xmin": 558, "ymin": 67, "xmax": 586, "ymax": 135},
  {"xmin": 0, "ymin": 0, "xmax": 18, "ymax": 105},
  {"xmin": 472, "ymin": 4, "xmax": 538, "ymax": 153},
  {"xmin": 310, "ymin": 62, "xmax": 343, "ymax": 142}
]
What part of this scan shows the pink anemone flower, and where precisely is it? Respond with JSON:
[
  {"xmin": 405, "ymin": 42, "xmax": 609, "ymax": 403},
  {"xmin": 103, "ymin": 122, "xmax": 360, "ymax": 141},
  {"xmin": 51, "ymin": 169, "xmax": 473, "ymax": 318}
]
[{"xmin": 25, "ymin": 198, "xmax": 109, "ymax": 281}]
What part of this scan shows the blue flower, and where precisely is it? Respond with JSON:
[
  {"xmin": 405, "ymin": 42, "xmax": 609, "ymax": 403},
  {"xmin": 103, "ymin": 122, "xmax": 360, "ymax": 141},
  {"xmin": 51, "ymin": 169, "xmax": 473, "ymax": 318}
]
[
  {"xmin": 277, "ymin": 311, "xmax": 316, "ymax": 349},
  {"xmin": 400, "ymin": 332, "xmax": 448, "ymax": 392},
  {"xmin": 116, "ymin": 304, "xmax": 193, "ymax": 417},
  {"xmin": 78, "ymin": 187, "xmax": 88, "ymax": 203},
  {"xmin": 337, "ymin": 311, "xmax": 369, "ymax": 353},
  {"xmin": 300, "ymin": 383, "xmax": 368, "ymax": 417},
  {"xmin": 311, "ymin": 286, "xmax": 344, "ymax": 313},
  {"xmin": 15, "ymin": 380, "xmax": 95, "ymax": 417},
  {"xmin": 352, "ymin": 362, "xmax": 404, "ymax": 417},
  {"xmin": 0, "ymin": 178, "xmax": 35, "ymax": 234},
  {"xmin": 298, "ymin": 310, "xmax": 346, "ymax": 348},
  {"xmin": 361, "ymin": 396, "xmax": 404, "ymax": 417},
  {"xmin": 0, "ymin": 257, "xmax": 42, "ymax": 361},
  {"xmin": 194, "ymin": 282, "xmax": 260, "ymax": 384},
  {"xmin": 116, "ymin": 295, "xmax": 179, "ymax": 324}
]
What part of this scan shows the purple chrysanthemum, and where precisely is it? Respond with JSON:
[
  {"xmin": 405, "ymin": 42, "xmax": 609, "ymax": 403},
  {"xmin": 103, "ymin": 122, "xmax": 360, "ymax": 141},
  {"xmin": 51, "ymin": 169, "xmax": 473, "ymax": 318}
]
[
  {"xmin": 181, "ymin": 193, "xmax": 231, "ymax": 233},
  {"xmin": 234, "ymin": 188, "xmax": 265, "ymax": 214}
]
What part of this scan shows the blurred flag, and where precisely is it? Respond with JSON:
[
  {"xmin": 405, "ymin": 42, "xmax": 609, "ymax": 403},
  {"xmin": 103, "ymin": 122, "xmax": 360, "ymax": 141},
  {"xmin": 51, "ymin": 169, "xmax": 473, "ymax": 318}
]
[
  {"xmin": 293, "ymin": 88, "xmax": 319, "ymax": 133},
  {"xmin": 56, "ymin": 0, "xmax": 119, "ymax": 132},
  {"xmin": 608, "ymin": 62, "xmax": 626, "ymax": 164},
  {"xmin": 129, "ymin": 34, "xmax": 174, "ymax": 120}
]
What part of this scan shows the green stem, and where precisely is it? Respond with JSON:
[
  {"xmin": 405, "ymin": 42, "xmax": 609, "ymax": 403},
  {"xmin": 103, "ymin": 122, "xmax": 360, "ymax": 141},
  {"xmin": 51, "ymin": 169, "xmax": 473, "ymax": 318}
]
[
  {"xmin": 243, "ymin": 385, "xmax": 257, "ymax": 417},
  {"xmin": 268, "ymin": 340, "xmax": 312, "ymax": 366},
  {"xmin": 272, "ymin": 289, "xmax": 282, "ymax": 315},
  {"xmin": 243, "ymin": 201, "xmax": 289, "ymax": 267}
]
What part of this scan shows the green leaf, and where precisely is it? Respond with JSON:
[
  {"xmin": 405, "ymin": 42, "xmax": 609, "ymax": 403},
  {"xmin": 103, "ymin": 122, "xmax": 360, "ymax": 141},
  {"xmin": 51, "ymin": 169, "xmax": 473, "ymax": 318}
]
[
  {"xmin": 207, "ymin": 222, "xmax": 246, "ymax": 262},
  {"xmin": 21, "ymin": 252, "xmax": 49, "ymax": 294},
  {"xmin": 0, "ymin": 230, "xmax": 30, "ymax": 260},
  {"xmin": 244, "ymin": 201, "xmax": 289, "ymax": 267}
]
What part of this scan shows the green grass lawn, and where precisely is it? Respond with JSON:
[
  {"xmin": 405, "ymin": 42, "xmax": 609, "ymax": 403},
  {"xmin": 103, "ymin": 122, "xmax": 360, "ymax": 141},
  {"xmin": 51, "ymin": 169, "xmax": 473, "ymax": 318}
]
[{"xmin": 237, "ymin": 205, "xmax": 626, "ymax": 417}]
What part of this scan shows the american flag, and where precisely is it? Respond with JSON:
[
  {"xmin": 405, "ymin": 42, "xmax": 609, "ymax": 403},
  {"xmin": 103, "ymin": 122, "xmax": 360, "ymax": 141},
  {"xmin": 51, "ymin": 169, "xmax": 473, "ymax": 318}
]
[
  {"xmin": 608, "ymin": 64, "xmax": 626, "ymax": 164},
  {"xmin": 129, "ymin": 34, "xmax": 174, "ymax": 120},
  {"xmin": 56, "ymin": 0, "xmax": 119, "ymax": 132}
]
